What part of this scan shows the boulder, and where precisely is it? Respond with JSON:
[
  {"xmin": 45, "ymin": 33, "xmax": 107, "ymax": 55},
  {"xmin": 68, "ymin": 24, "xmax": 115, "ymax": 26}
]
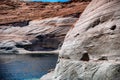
[{"xmin": 53, "ymin": 0, "xmax": 120, "ymax": 80}]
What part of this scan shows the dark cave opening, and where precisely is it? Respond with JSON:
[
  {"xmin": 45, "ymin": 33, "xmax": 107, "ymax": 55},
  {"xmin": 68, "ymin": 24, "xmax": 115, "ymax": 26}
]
[{"xmin": 16, "ymin": 34, "xmax": 61, "ymax": 51}]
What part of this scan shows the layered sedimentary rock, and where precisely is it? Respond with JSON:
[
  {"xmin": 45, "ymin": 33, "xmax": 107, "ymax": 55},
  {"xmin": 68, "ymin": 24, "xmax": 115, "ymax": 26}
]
[
  {"xmin": 0, "ymin": 0, "xmax": 89, "ymax": 25},
  {"xmin": 0, "ymin": 17, "xmax": 77, "ymax": 53},
  {"xmin": 53, "ymin": 0, "xmax": 120, "ymax": 80}
]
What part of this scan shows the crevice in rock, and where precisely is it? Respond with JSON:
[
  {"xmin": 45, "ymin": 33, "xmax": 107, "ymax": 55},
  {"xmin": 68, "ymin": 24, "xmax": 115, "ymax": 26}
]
[
  {"xmin": 98, "ymin": 56, "xmax": 108, "ymax": 60},
  {"xmin": 80, "ymin": 53, "xmax": 89, "ymax": 61},
  {"xmin": 59, "ymin": 56, "xmax": 70, "ymax": 59},
  {"xmin": 86, "ymin": 18, "xmax": 100, "ymax": 31},
  {"xmin": 0, "ymin": 46, "xmax": 13, "ymax": 50},
  {"xmin": 74, "ymin": 33, "xmax": 80, "ymax": 37},
  {"xmin": 91, "ymin": 19, "xmax": 100, "ymax": 28},
  {"xmin": 110, "ymin": 25, "xmax": 116, "ymax": 30}
]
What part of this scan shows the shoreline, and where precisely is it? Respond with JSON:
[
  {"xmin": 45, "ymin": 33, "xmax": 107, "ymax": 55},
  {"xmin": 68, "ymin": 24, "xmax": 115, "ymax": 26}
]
[
  {"xmin": 19, "ymin": 49, "xmax": 60, "ymax": 54},
  {"xmin": 0, "ymin": 50, "xmax": 60, "ymax": 55}
]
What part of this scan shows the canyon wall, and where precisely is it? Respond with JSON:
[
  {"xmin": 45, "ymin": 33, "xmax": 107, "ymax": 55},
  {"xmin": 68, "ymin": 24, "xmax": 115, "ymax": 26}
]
[
  {"xmin": 0, "ymin": 0, "xmax": 89, "ymax": 25},
  {"xmin": 53, "ymin": 0, "xmax": 120, "ymax": 80},
  {"xmin": 0, "ymin": 17, "xmax": 77, "ymax": 53},
  {"xmin": 0, "ymin": 0, "xmax": 89, "ymax": 54}
]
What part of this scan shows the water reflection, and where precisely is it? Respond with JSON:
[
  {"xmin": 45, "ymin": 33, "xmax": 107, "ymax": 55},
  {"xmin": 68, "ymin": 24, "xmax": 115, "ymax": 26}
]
[{"xmin": 0, "ymin": 54, "xmax": 58, "ymax": 80}]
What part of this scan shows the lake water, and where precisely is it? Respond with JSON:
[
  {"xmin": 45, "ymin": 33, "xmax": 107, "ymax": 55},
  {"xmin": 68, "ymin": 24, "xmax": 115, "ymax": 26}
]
[{"xmin": 0, "ymin": 54, "xmax": 58, "ymax": 80}]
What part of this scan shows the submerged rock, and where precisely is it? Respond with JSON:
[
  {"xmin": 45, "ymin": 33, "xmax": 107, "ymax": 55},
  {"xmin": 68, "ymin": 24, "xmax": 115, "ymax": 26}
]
[
  {"xmin": 0, "ymin": 17, "xmax": 77, "ymax": 54},
  {"xmin": 53, "ymin": 0, "xmax": 120, "ymax": 80}
]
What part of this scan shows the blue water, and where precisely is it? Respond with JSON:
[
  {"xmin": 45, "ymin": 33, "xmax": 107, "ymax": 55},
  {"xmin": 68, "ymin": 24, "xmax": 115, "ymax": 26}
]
[
  {"xmin": 31, "ymin": 0, "xmax": 70, "ymax": 2},
  {"xmin": 0, "ymin": 54, "xmax": 58, "ymax": 80}
]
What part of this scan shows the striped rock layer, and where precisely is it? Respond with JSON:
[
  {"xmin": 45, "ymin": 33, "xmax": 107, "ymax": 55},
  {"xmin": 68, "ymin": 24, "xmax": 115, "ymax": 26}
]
[{"xmin": 53, "ymin": 0, "xmax": 120, "ymax": 80}]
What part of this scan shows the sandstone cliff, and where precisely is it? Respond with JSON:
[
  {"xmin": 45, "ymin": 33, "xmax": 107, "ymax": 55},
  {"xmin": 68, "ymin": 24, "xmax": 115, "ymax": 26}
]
[
  {"xmin": 0, "ymin": 0, "xmax": 89, "ymax": 25},
  {"xmin": 0, "ymin": 17, "xmax": 78, "ymax": 53},
  {"xmin": 52, "ymin": 0, "xmax": 120, "ymax": 80},
  {"xmin": 0, "ymin": 0, "xmax": 90, "ymax": 54}
]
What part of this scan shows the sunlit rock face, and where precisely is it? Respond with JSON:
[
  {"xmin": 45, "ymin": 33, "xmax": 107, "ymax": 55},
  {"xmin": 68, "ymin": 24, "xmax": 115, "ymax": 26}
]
[
  {"xmin": 53, "ymin": 0, "xmax": 120, "ymax": 80},
  {"xmin": 0, "ymin": 17, "xmax": 77, "ymax": 54}
]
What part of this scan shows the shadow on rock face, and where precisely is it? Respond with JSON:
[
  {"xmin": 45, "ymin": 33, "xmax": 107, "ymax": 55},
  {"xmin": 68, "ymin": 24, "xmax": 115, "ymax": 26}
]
[
  {"xmin": 0, "ymin": 17, "xmax": 78, "ymax": 53},
  {"xmin": 0, "ymin": 20, "xmax": 30, "ymax": 27},
  {"xmin": 15, "ymin": 37, "xmax": 61, "ymax": 51}
]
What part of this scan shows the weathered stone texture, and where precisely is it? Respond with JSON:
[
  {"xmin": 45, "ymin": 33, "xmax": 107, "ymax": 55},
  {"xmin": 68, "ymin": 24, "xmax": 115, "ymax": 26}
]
[
  {"xmin": 0, "ymin": 17, "xmax": 77, "ymax": 53},
  {"xmin": 53, "ymin": 0, "xmax": 120, "ymax": 80}
]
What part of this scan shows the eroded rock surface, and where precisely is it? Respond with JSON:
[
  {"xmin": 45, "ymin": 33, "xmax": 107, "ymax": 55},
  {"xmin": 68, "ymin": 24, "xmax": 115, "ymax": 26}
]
[
  {"xmin": 0, "ymin": 17, "xmax": 77, "ymax": 53},
  {"xmin": 53, "ymin": 0, "xmax": 120, "ymax": 80},
  {"xmin": 0, "ymin": 0, "xmax": 89, "ymax": 25}
]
